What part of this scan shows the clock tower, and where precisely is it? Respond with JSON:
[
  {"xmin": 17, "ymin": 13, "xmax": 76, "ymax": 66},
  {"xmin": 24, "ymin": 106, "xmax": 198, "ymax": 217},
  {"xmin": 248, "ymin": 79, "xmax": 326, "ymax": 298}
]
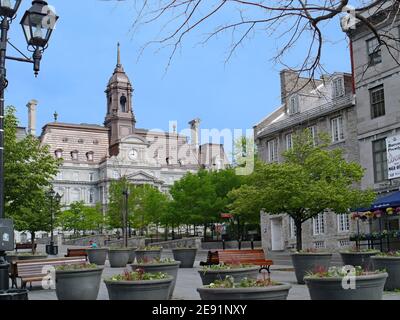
[{"xmin": 105, "ymin": 43, "xmax": 136, "ymax": 156}]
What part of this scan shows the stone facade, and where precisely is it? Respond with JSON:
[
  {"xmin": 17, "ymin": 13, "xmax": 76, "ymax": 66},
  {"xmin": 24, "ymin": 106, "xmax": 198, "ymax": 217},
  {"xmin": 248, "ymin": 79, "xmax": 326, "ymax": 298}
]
[
  {"xmin": 36, "ymin": 45, "xmax": 229, "ymax": 212},
  {"xmin": 254, "ymin": 70, "xmax": 368, "ymax": 251}
]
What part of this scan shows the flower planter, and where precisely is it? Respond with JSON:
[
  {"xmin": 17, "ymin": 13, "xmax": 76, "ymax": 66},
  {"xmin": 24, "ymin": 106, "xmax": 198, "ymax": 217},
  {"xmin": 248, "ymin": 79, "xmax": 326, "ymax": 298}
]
[
  {"xmin": 131, "ymin": 261, "xmax": 181, "ymax": 299},
  {"xmin": 197, "ymin": 283, "xmax": 291, "ymax": 300},
  {"xmin": 135, "ymin": 249, "xmax": 162, "ymax": 263},
  {"xmin": 198, "ymin": 266, "xmax": 259, "ymax": 285},
  {"xmin": 291, "ymin": 253, "xmax": 332, "ymax": 284},
  {"xmin": 304, "ymin": 273, "xmax": 388, "ymax": 300},
  {"xmin": 87, "ymin": 248, "xmax": 109, "ymax": 266},
  {"xmin": 127, "ymin": 248, "xmax": 137, "ymax": 264},
  {"xmin": 15, "ymin": 254, "xmax": 48, "ymax": 261},
  {"xmin": 339, "ymin": 251, "xmax": 379, "ymax": 270},
  {"xmin": 108, "ymin": 249, "xmax": 131, "ymax": 268},
  {"xmin": 172, "ymin": 248, "xmax": 197, "ymax": 268},
  {"xmin": 55, "ymin": 267, "xmax": 104, "ymax": 300},
  {"xmin": 371, "ymin": 256, "xmax": 400, "ymax": 291},
  {"xmin": 104, "ymin": 277, "xmax": 173, "ymax": 300}
]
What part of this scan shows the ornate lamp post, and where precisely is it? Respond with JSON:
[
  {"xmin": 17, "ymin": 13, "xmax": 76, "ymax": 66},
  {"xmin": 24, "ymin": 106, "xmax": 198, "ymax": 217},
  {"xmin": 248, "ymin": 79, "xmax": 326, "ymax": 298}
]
[
  {"xmin": 0, "ymin": 0, "xmax": 59, "ymax": 292},
  {"xmin": 45, "ymin": 188, "xmax": 61, "ymax": 255},
  {"xmin": 122, "ymin": 188, "xmax": 129, "ymax": 248}
]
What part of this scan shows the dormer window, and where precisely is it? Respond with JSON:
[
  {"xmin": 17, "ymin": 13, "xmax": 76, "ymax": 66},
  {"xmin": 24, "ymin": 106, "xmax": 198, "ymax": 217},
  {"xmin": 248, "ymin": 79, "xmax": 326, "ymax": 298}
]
[
  {"xmin": 166, "ymin": 157, "xmax": 170, "ymax": 165},
  {"xmin": 86, "ymin": 151, "xmax": 94, "ymax": 162},
  {"xmin": 288, "ymin": 95, "xmax": 299, "ymax": 115},
  {"xmin": 332, "ymin": 77, "xmax": 345, "ymax": 98},
  {"xmin": 55, "ymin": 149, "xmax": 63, "ymax": 159},
  {"xmin": 120, "ymin": 95, "xmax": 127, "ymax": 112},
  {"xmin": 71, "ymin": 150, "xmax": 79, "ymax": 161}
]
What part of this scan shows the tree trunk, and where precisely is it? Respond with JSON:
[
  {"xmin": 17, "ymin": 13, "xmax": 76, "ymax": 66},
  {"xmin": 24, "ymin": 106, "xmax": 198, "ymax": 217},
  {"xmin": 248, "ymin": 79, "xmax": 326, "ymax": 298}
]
[
  {"xmin": 31, "ymin": 231, "xmax": 36, "ymax": 254},
  {"xmin": 295, "ymin": 220, "xmax": 303, "ymax": 251}
]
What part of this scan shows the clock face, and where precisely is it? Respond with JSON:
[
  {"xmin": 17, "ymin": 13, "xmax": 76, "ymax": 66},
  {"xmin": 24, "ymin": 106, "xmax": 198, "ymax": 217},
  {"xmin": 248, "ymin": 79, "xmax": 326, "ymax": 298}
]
[{"xmin": 128, "ymin": 149, "xmax": 138, "ymax": 160}]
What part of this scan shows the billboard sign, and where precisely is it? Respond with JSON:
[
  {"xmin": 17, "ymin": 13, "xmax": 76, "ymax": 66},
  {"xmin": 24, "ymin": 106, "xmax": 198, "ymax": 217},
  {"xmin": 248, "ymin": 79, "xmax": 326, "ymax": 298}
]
[{"xmin": 387, "ymin": 135, "xmax": 400, "ymax": 180}]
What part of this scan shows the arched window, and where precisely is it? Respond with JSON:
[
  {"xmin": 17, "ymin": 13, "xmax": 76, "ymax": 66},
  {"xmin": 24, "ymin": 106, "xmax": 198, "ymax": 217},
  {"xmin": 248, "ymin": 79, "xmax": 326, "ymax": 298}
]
[
  {"xmin": 55, "ymin": 149, "xmax": 63, "ymax": 159},
  {"xmin": 89, "ymin": 189, "xmax": 95, "ymax": 204},
  {"xmin": 86, "ymin": 151, "xmax": 94, "ymax": 162},
  {"xmin": 120, "ymin": 95, "xmax": 127, "ymax": 112},
  {"xmin": 71, "ymin": 150, "xmax": 79, "ymax": 161}
]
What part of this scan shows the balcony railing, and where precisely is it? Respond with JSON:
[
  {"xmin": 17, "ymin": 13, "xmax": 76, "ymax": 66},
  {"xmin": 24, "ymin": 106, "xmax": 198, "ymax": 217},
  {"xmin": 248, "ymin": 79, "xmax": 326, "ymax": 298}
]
[{"xmin": 256, "ymin": 94, "xmax": 354, "ymax": 138}]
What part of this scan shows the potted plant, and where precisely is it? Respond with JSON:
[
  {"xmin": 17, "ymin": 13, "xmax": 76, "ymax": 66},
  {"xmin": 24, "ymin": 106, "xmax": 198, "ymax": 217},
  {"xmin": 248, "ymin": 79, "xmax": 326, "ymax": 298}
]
[
  {"xmin": 108, "ymin": 246, "xmax": 132, "ymax": 268},
  {"xmin": 291, "ymin": 249, "xmax": 332, "ymax": 284},
  {"xmin": 172, "ymin": 245, "xmax": 197, "ymax": 268},
  {"xmin": 339, "ymin": 248, "xmax": 380, "ymax": 270},
  {"xmin": 304, "ymin": 266, "xmax": 388, "ymax": 300},
  {"xmin": 86, "ymin": 247, "xmax": 109, "ymax": 266},
  {"xmin": 55, "ymin": 263, "xmax": 104, "ymax": 300},
  {"xmin": 198, "ymin": 263, "xmax": 259, "ymax": 285},
  {"xmin": 197, "ymin": 275, "xmax": 291, "ymax": 300},
  {"xmin": 135, "ymin": 246, "xmax": 162, "ymax": 263},
  {"xmin": 371, "ymin": 251, "xmax": 400, "ymax": 291},
  {"xmin": 131, "ymin": 258, "xmax": 181, "ymax": 299},
  {"xmin": 104, "ymin": 269, "xmax": 173, "ymax": 300}
]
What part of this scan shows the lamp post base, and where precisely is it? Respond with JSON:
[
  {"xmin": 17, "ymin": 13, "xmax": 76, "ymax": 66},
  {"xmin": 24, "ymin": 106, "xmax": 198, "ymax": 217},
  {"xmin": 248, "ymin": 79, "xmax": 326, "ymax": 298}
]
[{"xmin": 0, "ymin": 253, "xmax": 9, "ymax": 291}]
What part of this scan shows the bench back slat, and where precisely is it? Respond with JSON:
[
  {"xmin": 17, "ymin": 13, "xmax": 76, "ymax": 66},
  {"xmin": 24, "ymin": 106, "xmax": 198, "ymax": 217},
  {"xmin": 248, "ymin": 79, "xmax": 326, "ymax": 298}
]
[{"xmin": 217, "ymin": 249, "xmax": 271, "ymax": 265}]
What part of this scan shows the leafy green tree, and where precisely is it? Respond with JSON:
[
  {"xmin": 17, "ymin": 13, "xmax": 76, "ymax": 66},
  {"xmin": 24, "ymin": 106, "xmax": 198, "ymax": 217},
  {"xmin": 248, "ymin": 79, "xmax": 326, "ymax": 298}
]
[
  {"xmin": 229, "ymin": 131, "xmax": 376, "ymax": 251},
  {"xmin": 4, "ymin": 106, "xmax": 61, "ymax": 247}
]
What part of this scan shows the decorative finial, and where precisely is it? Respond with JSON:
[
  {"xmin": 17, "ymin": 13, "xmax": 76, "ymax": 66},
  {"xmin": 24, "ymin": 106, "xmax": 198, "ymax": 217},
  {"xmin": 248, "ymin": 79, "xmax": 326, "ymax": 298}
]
[
  {"xmin": 53, "ymin": 111, "xmax": 58, "ymax": 122},
  {"xmin": 117, "ymin": 42, "xmax": 121, "ymax": 67}
]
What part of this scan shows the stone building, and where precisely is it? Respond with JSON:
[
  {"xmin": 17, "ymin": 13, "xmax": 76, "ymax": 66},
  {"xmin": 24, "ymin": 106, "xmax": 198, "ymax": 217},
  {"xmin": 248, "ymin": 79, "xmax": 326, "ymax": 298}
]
[
  {"xmin": 254, "ymin": 70, "xmax": 362, "ymax": 251},
  {"xmin": 35, "ymin": 44, "xmax": 229, "ymax": 210},
  {"xmin": 349, "ymin": 3, "xmax": 400, "ymax": 234}
]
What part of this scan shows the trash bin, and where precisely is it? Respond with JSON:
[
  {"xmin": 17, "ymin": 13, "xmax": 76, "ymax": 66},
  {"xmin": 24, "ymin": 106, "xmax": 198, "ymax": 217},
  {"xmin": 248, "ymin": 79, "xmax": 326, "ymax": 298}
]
[{"xmin": 0, "ymin": 289, "xmax": 29, "ymax": 300}]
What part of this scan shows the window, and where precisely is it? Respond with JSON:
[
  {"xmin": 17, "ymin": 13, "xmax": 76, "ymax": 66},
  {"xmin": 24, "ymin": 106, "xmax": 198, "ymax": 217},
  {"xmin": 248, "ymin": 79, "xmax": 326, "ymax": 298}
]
[
  {"xmin": 313, "ymin": 213, "xmax": 325, "ymax": 235},
  {"xmin": 72, "ymin": 171, "xmax": 79, "ymax": 181},
  {"xmin": 71, "ymin": 150, "xmax": 79, "ymax": 161},
  {"xmin": 62, "ymin": 137, "xmax": 68, "ymax": 143},
  {"xmin": 373, "ymin": 138, "xmax": 388, "ymax": 182},
  {"xmin": 89, "ymin": 172, "xmax": 94, "ymax": 182},
  {"xmin": 89, "ymin": 189, "xmax": 95, "ymax": 204},
  {"xmin": 86, "ymin": 151, "xmax": 94, "ymax": 162},
  {"xmin": 289, "ymin": 217, "xmax": 297, "ymax": 239},
  {"xmin": 286, "ymin": 133, "xmax": 293, "ymax": 150},
  {"xmin": 93, "ymin": 139, "xmax": 99, "ymax": 145},
  {"xmin": 331, "ymin": 116, "xmax": 344, "ymax": 142},
  {"xmin": 338, "ymin": 214, "xmax": 350, "ymax": 232},
  {"xmin": 267, "ymin": 139, "xmax": 278, "ymax": 162},
  {"xmin": 332, "ymin": 77, "xmax": 345, "ymax": 98},
  {"xmin": 55, "ymin": 149, "xmax": 63, "ymax": 159},
  {"xmin": 339, "ymin": 240, "xmax": 351, "ymax": 248},
  {"xmin": 120, "ymin": 95, "xmax": 127, "ymax": 112},
  {"xmin": 314, "ymin": 241, "xmax": 325, "ymax": 249},
  {"xmin": 78, "ymin": 139, "xmax": 84, "ymax": 144},
  {"xmin": 308, "ymin": 125, "xmax": 317, "ymax": 146},
  {"xmin": 70, "ymin": 188, "xmax": 80, "ymax": 202},
  {"xmin": 370, "ymin": 85, "xmax": 385, "ymax": 119},
  {"xmin": 288, "ymin": 95, "xmax": 299, "ymax": 115},
  {"xmin": 113, "ymin": 171, "xmax": 120, "ymax": 179},
  {"xmin": 367, "ymin": 37, "xmax": 382, "ymax": 66}
]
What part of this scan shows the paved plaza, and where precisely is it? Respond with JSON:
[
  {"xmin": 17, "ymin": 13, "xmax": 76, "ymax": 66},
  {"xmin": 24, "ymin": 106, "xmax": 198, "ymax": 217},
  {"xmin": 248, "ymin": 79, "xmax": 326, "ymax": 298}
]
[{"xmin": 22, "ymin": 246, "xmax": 400, "ymax": 301}]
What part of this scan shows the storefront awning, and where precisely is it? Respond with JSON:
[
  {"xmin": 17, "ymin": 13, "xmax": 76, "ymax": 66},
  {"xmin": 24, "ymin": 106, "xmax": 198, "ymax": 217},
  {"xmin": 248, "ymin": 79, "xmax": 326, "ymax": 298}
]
[{"xmin": 358, "ymin": 191, "xmax": 400, "ymax": 212}]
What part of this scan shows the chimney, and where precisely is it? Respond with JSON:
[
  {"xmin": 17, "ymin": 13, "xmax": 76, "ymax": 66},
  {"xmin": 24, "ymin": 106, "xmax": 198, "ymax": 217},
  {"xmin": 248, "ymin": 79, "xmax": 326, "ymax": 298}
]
[
  {"xmin": 26, "ymin": 99, "xmax": 38, "ymax": 136},
  {"xmin": 188, "ymin": 118, "xmax": 201, "ymax": 149},
  {"xmin": 280, "ymin": 69, "xmax": 299, "ymax": 104}
]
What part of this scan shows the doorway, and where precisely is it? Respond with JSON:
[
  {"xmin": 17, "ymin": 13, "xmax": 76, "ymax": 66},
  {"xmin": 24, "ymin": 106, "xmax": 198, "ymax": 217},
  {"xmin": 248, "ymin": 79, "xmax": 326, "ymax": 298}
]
[{"xmin": 271, "ymin": 217, "xmax": 284, "ymax": 251}]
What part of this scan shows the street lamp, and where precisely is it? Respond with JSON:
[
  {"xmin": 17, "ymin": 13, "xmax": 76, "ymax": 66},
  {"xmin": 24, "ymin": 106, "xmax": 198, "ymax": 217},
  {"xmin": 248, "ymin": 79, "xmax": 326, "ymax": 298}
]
[
  {"xmin": 46, "ymin": 188, "xmax": 60, "ymax": 256},
  {"xmin": 0, "ymin": 0, "xmax": 58, "ymax": 292},
  {"xmin": 122, "ymin": 188, "xmax": 129, "ymax": 248}
]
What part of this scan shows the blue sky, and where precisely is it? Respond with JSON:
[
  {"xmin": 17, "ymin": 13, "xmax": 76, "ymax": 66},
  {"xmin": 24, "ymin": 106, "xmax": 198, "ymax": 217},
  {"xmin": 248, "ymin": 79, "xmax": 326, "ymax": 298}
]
[{"xmin": 7, "ymin": 0, "xmax": 350, "ymax": 144}]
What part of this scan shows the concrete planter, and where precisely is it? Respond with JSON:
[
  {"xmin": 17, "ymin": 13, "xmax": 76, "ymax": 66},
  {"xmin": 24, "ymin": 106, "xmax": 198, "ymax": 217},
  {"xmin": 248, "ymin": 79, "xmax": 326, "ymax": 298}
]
[
  {"xmin": 340, "ymin": 251, "xmax": 379, "ymax": 270},
  {"xmin": 127, "ymin": 248, "xmax": 137, "ymax": 264},
  {"xmin": 15, "ymin": 254, "xmax": 48, "ymax": 261},
  {"xmin": 108, "ymin": 249, "xmax": 131, "ymax": 268},
  {"xmin": 55, "ymin": 267, "xmax": 104, "ymax": 300},
  {"xmin": 371, "ymin": 256, "xmax": 400, "ymax": 291},
  {"xmin": 135, "ymin": 249, "xmax": 162, "ymax": 263},
  {"xmin": 172, "ymin": 248, "xmax": 197, "ymax": 268},
  {"xmin": 304, "ymin": 272, "xmax": 388, "ymax": 300},
  {"xmin": 198, "ymin": 266, "xmax": 259, "ymax": 285},
  {"xmin": 131, "ymin": 261, "xmax": 181, "ymax": 299},
  {"xmin": 87, "ymin": 248, "xmax": 109, "ymax": 266},
  {"xmin": 104, "ymin": 277, "xmax": 173, "ymax": 300},
  {"xmin": 197, "ymin": 283, "xmax": 292, "ymax": 300},
  {"xmin": 291, "ymin": 253, "xmax": 332, "ymax": 284}
]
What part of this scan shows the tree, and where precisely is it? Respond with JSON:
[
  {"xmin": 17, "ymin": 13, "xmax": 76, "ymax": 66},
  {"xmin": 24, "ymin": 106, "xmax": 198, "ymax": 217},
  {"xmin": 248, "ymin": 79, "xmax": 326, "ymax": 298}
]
[
  {"xmin": 228, "ymin": 130, "xmax": 375, "ymax": 250},
  {"xmin": 130, "ymin": 0, "xmax": 399, "ymax": 89},
  {"xmin": 4, "ymin": 106, "xmax": 61, "ymax": 247},
  {"xmin": 57, "ymin": 201, "xmax": 104, "ymax": 235}
]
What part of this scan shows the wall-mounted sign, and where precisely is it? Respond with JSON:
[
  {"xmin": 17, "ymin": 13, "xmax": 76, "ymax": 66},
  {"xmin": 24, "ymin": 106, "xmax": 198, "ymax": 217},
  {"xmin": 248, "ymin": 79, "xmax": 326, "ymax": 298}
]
[{"xmin": 387, "ymin": 135, "xmax": 400, "ymax": 180}]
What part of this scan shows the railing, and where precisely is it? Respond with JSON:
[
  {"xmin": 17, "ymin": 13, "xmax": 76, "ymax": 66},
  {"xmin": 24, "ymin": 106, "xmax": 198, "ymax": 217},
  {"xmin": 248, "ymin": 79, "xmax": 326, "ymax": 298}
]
[{"xmin": 256, "ymin": 94, "xmax": 354, "ymax": 138}]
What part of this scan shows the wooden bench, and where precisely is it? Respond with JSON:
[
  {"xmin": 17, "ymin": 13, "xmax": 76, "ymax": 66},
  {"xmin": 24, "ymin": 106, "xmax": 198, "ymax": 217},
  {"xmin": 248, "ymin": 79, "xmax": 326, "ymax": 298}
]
[
  {"xmin": 15, "ymin": 243, "xmax": 37, "ymax": 252},
  {"xmin": 65, "ymin": 248, "xmax": 88, "ymax": 260},
  {"xmin": 11, "ymin": 257, "xmax": 87, "ymax": 289},
  {"xmin": 201, "ymin": 249, "xmax": 273, "ymax": 273},
  {"xmin": 217, "ymin": 249, "xmax": 273, "ymax": 273}
]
